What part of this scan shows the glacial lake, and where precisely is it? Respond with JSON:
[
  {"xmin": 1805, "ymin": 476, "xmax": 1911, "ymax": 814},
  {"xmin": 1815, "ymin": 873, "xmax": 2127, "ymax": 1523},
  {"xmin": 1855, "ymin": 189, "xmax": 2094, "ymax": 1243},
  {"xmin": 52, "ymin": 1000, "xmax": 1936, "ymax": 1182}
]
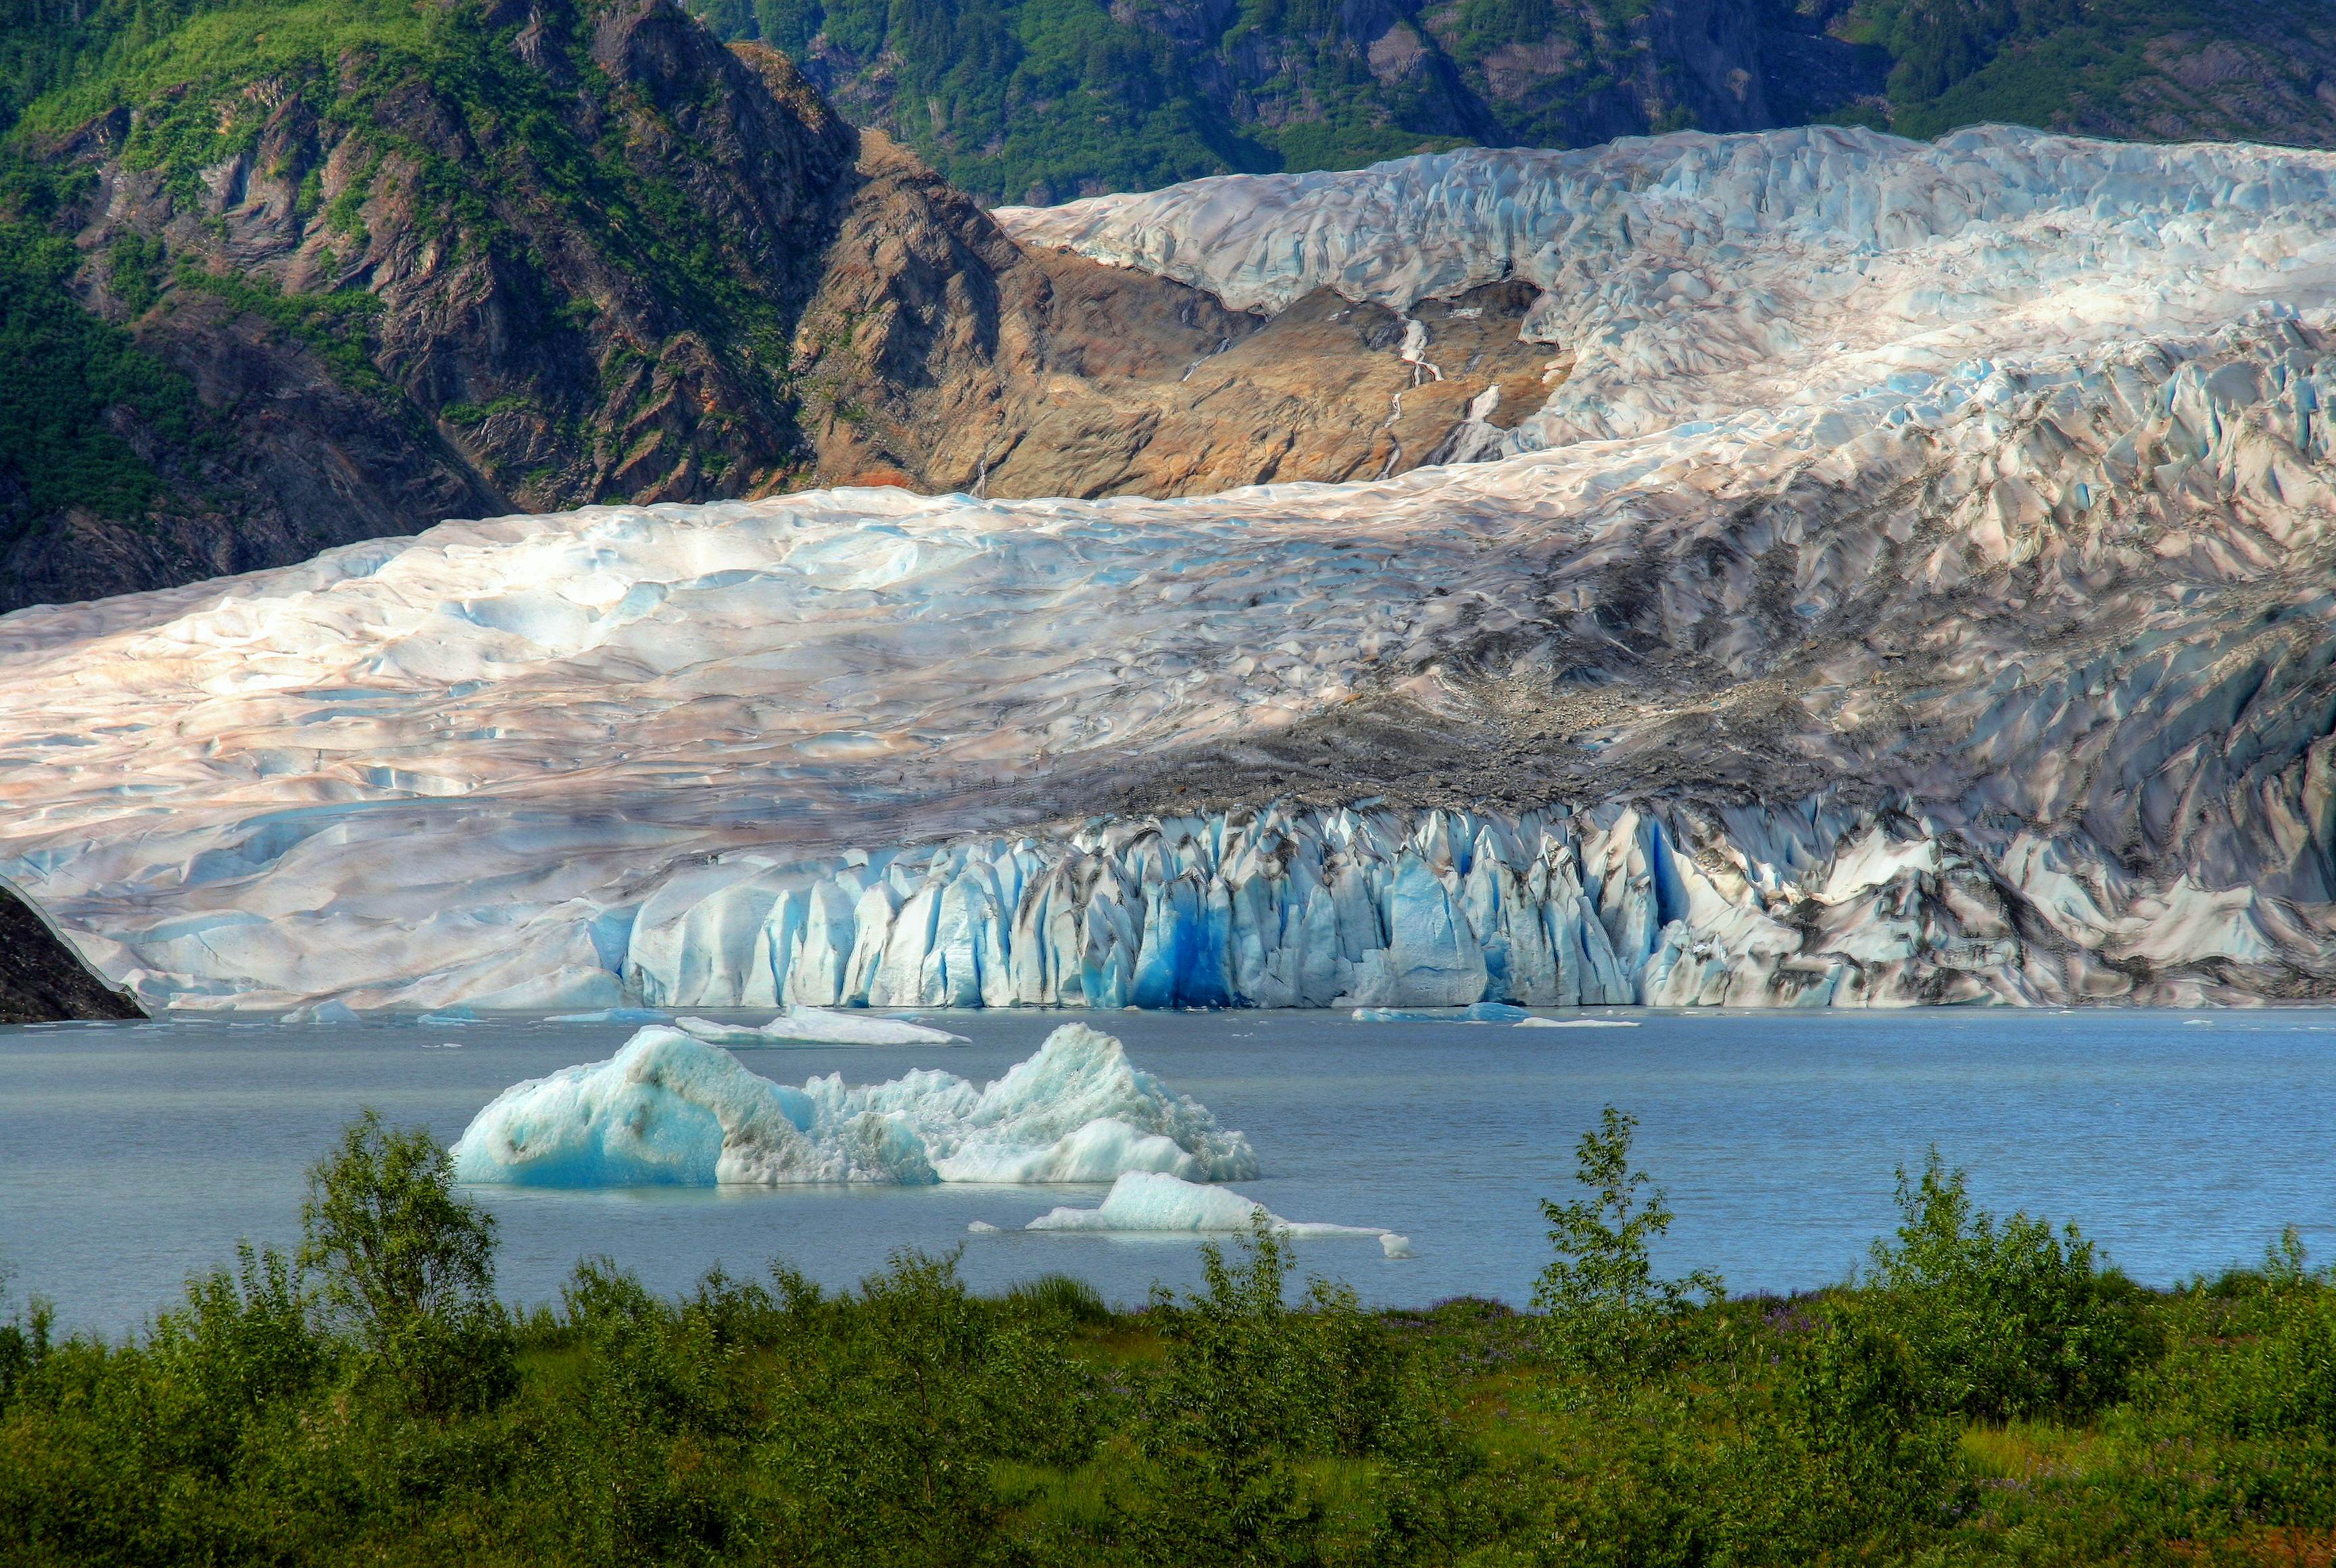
[{"xmin": 5, "ymin": 1007, "xmax": 2335, "ymax": 1333}]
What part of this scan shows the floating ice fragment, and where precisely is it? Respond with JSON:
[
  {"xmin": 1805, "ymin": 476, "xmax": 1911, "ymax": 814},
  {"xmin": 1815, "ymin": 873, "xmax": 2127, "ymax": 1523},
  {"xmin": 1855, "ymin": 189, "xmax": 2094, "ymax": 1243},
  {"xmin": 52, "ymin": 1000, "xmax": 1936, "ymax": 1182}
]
[
  {"xmin": 1353, "ymin": 1002, "xmax": 1530, "ymax": 1023},
  {"xmin": 1515, "ymin": 1016, "xmax": 1641, "ymax": 1029},
  {"xmin": 449, "ymin": 1023, "xmax": 1254, "ymax": 1187},
  {"xmin": 1025, "ymin": 1171, "xmax": 1406, "ymax": 1252},
  {"xmin": 281, "ymin": 998, "xmax": 359, "ymax": 1024},
  {"xmin": 417, "ymin": 1007, "xmax": 477, "ymax": 1025},
  {"xmin": 967, "ymin": 1220, "xmax": 1001, "ymax": 1233},
  {"xmin": 547, "ymin": 1007, "xmax": 673, "ymax": 1025},
  {"xmin": 675, "ymin": 1007, "xmax": 969, "ymax": 1048}
]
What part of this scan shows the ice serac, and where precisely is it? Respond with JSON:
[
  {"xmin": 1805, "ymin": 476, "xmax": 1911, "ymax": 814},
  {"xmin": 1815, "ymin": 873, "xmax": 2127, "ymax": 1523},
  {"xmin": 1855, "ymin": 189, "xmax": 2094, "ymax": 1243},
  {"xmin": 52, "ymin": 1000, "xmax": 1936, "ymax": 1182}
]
[
  {"xmin": 5, "ymin": 126, "xmax": 2336, "ymax": 1010},
  {"xmin": 450, "ymin": 1023, "xmax": 1255, "ymax": 1186}
]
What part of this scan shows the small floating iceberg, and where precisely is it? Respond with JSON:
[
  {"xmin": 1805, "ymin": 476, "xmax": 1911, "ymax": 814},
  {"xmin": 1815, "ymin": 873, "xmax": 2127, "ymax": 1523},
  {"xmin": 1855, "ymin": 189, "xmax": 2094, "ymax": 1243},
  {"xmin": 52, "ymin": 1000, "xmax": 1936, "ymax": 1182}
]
[
  {"xmin": 547, "ymin": 1007, "xmax": 674, "ymax": 1025},
  {"xmin": 449, "ymin": 1023, "xmax": 1254, "ymax": 1187},
  {"xmin": 1515, "ymin": 1016, "xmax": 1640, "ymax": 1029},
  {"xmin": 674, "ymin": 1006, "xmax": 969, "ymax": 1048},
  {"xmin": 1023, "ymin": 1171, "xmax": 1411, "ymax": 1256},
  {"xmin": 1353, "ymin": 1002, "xmax": 1529, "ymax": 1023},
  {"xmin": 281, "ymin": 998, "xmax": 360, "ymax": 1024}
]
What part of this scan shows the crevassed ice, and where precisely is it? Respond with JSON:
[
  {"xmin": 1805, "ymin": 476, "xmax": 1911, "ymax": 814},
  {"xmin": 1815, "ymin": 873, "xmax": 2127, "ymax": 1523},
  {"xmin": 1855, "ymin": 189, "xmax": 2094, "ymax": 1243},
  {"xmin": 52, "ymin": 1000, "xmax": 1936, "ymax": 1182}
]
[
  {"xmin": 449, "ymin": 1023, "xmax": 1257, "ymax": 1186},
  {"xmin": 999, "ymin": 125, "xmax": 2336, "ymax": 449}
]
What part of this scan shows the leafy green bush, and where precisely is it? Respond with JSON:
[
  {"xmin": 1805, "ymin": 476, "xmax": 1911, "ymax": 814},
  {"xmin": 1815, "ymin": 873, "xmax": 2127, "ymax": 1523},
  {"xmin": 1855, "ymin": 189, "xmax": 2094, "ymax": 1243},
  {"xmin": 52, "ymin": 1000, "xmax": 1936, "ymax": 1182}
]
[
  {"xmin": 297, "ymin": 1107, "xmax": 514, "ymax": 1415},
  {"xmin": 1532, "ymin": 1104, "xmax": 1724, "ymax": 1379},
  {"xmin": 1863, "ymin": 1149, "xmax": 2149, "ymax": 1421},
  {"xmin": 2146, "ymin": 1229, "xmax": 2336, "ymax": 1442}
]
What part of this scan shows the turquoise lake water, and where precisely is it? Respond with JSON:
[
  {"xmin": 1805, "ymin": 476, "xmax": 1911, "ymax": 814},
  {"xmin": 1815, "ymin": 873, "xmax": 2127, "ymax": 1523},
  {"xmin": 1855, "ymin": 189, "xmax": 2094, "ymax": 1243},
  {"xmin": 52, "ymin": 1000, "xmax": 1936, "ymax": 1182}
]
[{"xmin": 4, "ymin": 1007, "xmax": 2333, "ymax": 1331}]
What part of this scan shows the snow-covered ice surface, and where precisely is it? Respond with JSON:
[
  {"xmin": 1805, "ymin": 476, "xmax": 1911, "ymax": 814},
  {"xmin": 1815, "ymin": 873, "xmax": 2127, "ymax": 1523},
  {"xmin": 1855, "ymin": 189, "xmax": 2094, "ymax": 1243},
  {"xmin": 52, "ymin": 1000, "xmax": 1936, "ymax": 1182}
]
[
  {"xmin": 449, "ymin": 1022, "xmax": 1256, "ymax": 1185},
  {"xmin": 673, "ymin": 1008, "xmax": 968, "ymax": 1047},
  {"xmin": 5, "ymin": 124, "xmax": 2336, "ymax": 1009},
  {"xmin": 1021, "ymin": 1171, "xmax": 1409, "ymax": 1254}
]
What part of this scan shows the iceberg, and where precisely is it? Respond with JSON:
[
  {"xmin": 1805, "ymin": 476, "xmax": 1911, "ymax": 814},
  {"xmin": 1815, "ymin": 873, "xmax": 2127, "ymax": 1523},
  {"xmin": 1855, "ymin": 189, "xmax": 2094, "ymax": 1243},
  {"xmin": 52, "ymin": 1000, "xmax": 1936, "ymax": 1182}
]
[
  {"xmin": 673, "ymin": 1007, "xmax": 969, "ymax": 1047},
  {"xmin": 449, "ymin": 1023, "xmax": 1255, "ymax": 1187},
  {"xmin": 1516, "ymin": 1016, "xmax": 1640, "ymax": 1029},
  {"xmin": 546, "ymin": 1007, "xmax": 673, "ymax": 1025},
  {"xmin": 1025, "ymin": 1171, "xmax": 1410, "ymax": 1256}
]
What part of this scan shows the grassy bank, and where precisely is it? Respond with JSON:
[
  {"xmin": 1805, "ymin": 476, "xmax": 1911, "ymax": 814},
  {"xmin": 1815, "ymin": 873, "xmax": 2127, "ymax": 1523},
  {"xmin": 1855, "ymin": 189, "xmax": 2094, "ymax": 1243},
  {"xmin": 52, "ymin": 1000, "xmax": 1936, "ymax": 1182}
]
[{"xmin": 5, "ymin": 1107, "xmax": 2335, "ymax": 1565}]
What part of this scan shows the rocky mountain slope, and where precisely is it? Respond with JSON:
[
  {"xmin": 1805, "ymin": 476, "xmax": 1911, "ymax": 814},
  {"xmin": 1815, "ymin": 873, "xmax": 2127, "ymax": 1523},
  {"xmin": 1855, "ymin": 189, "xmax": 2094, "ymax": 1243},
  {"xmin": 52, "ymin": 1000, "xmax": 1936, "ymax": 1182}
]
[
  {"xmin": 0, "ymin": 875, "xmax": 143, "ymax": 1023},
  {"xmin": 692, "ymin": 0, "xmax": 2336, "ymax": 203},
  {"xmin": 1, "ymin": 124, "xmax": 2332, "ymax": 1013},
  {"xmin": 0, "ymin": 0, "xmax": 1561, "ymax": 610}
]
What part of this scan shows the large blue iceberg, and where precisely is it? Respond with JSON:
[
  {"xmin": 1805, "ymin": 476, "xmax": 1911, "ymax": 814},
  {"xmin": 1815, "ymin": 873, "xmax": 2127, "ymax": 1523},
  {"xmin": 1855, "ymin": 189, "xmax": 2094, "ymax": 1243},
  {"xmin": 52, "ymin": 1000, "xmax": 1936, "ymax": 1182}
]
[{"xmin": 449, "ymin": 1023, "xmax": 1257, "ymax": 1186}]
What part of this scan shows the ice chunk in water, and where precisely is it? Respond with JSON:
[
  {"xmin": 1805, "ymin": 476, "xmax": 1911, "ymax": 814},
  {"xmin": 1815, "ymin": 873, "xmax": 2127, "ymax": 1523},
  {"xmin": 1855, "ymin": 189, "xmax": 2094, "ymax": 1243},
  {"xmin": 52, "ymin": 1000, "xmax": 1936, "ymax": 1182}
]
[
  {"xmin": 1025, "ymin": 1171, "xmax": 1407, "ymax": 1254},
  {"xmin": 1515, "ymin": 1016, "xmax": 1640, "ymax": 1029},
  {"xmin": 1353, "ymin": 1002, "xmax": 1530, "ymax": 1023},
  {"xmin": 674, "ymin": 1006, "xmax": 969, "ymax": 1047},
  {"xmin": 449, "ymin": 1023, "xmax": 1252, "ymax": 1187}
]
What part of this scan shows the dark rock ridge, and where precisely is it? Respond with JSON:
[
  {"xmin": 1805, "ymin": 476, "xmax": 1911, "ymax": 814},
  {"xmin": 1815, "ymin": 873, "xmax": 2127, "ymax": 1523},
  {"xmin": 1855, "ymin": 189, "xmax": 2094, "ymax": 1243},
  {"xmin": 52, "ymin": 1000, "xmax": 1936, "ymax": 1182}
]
[{"xmin": 0, "ymin": 875, "xmax": 143, "ymax": 1023}]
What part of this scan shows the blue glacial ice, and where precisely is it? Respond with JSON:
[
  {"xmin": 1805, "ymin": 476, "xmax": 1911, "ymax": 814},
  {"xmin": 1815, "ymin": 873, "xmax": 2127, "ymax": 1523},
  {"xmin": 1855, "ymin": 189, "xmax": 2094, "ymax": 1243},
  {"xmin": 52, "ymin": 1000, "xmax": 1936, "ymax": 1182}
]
[
  {"xmin": 449, "ymin": 1023, "xmax": 1256, "ymax": 1186},
  {"xmin": 1022, "ymin": 1171, "xmax": 1411, "ymax": 1256},
  {"xmin": 618, "ymin": 803, "xmax": 1646, "ymax": 1013}
]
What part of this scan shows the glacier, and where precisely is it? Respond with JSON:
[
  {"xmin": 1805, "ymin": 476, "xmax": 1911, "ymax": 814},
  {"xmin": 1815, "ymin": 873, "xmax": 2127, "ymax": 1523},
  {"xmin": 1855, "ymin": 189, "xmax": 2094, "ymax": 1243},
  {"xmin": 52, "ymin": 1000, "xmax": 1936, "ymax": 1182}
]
[
  {"xmin": 449, "ymin": 1022, "xmax": 1257, "ymax": 1185},
  {"xmin": 1, "ymin": 125, "xmax": 2335, "ymax": 1010},
  {"xmin": 1023, "ymin": 1171, "xmax": 1409, "ymax": 1256}
]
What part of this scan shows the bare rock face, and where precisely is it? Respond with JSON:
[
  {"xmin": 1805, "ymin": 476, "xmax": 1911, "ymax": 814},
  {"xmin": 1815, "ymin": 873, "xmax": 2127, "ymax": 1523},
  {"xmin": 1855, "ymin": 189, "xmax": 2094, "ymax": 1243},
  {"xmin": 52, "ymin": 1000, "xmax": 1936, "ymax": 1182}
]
[
  {"xmin": 788, "ymin": 136, "xmax": 1556, "ymax": 501},
  {"xmin": 0, "ymin": 877, "xmax": 142, "ymax": 1024}
]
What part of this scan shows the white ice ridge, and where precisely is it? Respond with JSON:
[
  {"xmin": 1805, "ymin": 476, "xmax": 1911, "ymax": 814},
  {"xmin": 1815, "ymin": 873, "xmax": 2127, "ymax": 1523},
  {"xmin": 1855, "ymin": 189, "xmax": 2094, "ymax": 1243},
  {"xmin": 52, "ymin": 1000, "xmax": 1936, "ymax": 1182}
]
[
  {"xmin": 673, "ymin": 1007, "xmax": 969, "ymax": 1046},
  {"xmin": 998, "ymin": 125, "xmax": 2336, "ymax": 449},
  {"xmin": 1023, "ymin": 1171, "xmax": 1409, "ymax": 1256},
  {"xmin": 3, "ymin": 129, "xmax": 2336, "ymax": 1010},
  {"xmin": 449, "ymin": 1022, "xmax": 1256, "ymax": 1185}
]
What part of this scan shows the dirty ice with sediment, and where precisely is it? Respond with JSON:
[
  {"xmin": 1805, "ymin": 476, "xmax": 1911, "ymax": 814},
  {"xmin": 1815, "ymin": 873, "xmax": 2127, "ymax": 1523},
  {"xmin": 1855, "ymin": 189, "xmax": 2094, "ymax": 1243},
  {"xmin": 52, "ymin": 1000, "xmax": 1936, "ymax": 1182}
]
[{"xmin": 5, "ymin": 123, "xmax": 2336, "ymax": 1012}]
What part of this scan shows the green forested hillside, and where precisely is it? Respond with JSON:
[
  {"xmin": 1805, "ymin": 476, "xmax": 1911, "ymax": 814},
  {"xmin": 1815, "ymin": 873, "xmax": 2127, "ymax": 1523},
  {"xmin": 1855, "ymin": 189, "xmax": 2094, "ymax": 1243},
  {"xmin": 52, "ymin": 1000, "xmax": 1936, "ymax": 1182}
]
[
  {"xmin": 0, "ymin": 0, "xmax": 885, "ymax": 609},
  {"xmin": 683, "ymin": 0, "xmax": 2336, "ymax": 202}
]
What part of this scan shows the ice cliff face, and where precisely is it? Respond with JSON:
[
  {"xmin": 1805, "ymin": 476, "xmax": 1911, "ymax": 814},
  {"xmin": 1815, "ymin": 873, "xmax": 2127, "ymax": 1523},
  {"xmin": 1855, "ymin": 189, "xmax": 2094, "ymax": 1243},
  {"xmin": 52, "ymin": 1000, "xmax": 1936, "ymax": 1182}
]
[{"xmin": 2, "ymin": 124, "xmax": 2334, "ymax": 1010}]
